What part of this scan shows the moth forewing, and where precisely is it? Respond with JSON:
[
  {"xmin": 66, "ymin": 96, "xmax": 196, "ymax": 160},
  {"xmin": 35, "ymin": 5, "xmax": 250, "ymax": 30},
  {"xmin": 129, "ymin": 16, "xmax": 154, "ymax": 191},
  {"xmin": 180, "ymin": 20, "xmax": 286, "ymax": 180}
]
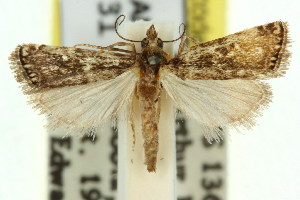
[
  {"xmin": 167, "ymin": 21, "xmax": 290, "ymax": 80},
  {"xmin": 9, "ymin": 44, "xmax": 135, "ymax": 94}
]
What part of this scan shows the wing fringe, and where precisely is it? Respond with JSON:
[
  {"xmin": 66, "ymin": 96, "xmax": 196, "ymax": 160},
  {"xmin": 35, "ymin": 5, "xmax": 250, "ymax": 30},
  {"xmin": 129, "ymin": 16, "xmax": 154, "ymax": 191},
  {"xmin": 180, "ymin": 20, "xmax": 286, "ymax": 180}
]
[
  {"xmin": 9, "ymin": 44, "xmax": 34, "ymax": 94},
  {"xmin": 162, "ymin": 72, "xmax": 273, "ymax": 142}
]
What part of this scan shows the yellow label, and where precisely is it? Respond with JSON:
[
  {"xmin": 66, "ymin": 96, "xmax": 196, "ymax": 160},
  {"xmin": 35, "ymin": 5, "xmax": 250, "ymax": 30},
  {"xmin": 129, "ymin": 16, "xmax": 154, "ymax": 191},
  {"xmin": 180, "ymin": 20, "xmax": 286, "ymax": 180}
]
[
  {"xmin": 51, "ymin": 0, "xmax": 61, "ymax": 45},
  {"xmin": 186, "ymin": 0, "xmax": 226, "ymax": 44}
]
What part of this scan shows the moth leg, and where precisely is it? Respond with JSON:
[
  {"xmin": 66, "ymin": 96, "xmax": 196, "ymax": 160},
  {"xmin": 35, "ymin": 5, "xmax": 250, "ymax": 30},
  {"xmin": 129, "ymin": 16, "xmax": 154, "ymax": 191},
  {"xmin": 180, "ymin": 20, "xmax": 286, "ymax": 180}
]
[
  {"xmin": 105, "ymin": 42, "xmax": 137, "ymax": 53},
  {"xmin": 156, "ymin": 96, "xmax": 161, "ymax": 122},
  {"xmin": 177, "ymin": 34, "xmax": 203, "ymax": 55},
  {"xmin": 129, "ymin": 96, "xmax": 136, "ymax": 151},
  {"xmin": 74, "ymin": 42, "xmax": 136, "ymax": 54},
  {"xmin": 74, "ymin": 44, "xmax": 104, "ymax": 49},
  {"xmin": 178, "ymin": 35, "xmax": 187, "ymax": 55},
  {"xmin": 185, "ymin": 35, "xmax": 201, "ymax": 44}
]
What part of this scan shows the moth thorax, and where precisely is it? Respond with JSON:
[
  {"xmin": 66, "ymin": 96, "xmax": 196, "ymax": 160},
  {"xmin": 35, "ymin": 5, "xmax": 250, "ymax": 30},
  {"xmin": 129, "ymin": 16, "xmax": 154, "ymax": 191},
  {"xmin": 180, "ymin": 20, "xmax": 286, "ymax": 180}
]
[
  {"xmin": 148, "ymin": 55, "xmax": 162, "ymax": 65},
  {"xmin": 142, "ymin": 49, "xmax": 165, "ymax": 67}
]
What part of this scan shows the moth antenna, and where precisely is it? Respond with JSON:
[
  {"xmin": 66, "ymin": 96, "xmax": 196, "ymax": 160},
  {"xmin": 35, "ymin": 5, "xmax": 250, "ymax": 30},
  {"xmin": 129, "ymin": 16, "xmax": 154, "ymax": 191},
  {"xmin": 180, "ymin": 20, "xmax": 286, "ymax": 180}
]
[
  {"xmin": 163, "ymin": 23, "xmax": 186, "ymax": 43},
  {"xmin": 115, "ymin": 15, "xmax": 142, "ymax": 43}
]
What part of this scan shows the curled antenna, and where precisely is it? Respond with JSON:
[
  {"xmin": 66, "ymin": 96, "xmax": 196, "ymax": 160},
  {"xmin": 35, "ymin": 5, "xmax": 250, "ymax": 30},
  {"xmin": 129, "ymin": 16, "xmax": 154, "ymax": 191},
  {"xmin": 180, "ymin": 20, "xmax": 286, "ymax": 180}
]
[
  {"xmin": 163, "ymin": 23, "xmax": 186, "ymax": 43},
  {"xmin": 115, "ymin": 15, "xmax": 142, "ymax": 42}
]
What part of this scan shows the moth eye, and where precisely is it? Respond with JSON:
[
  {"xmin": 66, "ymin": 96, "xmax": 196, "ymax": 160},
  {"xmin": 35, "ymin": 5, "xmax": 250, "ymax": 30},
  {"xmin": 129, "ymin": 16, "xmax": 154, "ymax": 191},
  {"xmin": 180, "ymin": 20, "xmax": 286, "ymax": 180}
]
[
  {"xmin": 157, "ymin": 38, "xmax": 163, "ymax": 48},
  {"xmin": 141, "ymin": 38, "xmax": 149, "ymax": 48}
]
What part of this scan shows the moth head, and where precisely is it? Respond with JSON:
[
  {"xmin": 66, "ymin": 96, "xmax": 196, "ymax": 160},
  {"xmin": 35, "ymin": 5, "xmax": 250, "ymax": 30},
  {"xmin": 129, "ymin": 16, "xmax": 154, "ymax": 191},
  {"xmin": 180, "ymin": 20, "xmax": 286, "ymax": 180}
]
[
  {"xmin": 141, "ymin": 25, "xmax": 164, "ymax": 49},
  {"xmin": 147, "ymin": 25, "xmax": 158, "ymax": 39}
]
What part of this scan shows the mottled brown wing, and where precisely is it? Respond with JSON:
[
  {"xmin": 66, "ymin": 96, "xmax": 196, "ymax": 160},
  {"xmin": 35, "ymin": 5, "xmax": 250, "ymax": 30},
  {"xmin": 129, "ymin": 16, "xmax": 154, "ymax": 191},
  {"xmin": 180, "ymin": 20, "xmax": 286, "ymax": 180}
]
[
  {"xmin": 167, "ymin": 21, "xmax": 290, "ymax": 80},
  {"xmin": 10, "ymin": 44, "xmax": 136, "ymax": 93}
]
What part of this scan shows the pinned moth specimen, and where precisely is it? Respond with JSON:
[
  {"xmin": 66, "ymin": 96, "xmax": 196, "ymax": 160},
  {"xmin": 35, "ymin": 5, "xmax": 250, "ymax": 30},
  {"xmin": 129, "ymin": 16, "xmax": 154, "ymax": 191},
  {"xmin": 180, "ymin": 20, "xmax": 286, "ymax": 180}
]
[{"xmin": 10, "ymin": 15, "xmax": 290, "ymax": 172}]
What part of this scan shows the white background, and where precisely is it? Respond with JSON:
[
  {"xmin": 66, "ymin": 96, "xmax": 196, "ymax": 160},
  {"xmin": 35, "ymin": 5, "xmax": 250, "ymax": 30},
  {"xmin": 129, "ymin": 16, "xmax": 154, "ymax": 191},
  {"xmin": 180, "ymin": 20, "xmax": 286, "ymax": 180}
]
[
  {"xmin": 227, "ymin": 0, "xmax": 300, "ymax": 199},
  {"xmin": 0, "ymin": 0, "xmax": 299, "ymax": 200}
]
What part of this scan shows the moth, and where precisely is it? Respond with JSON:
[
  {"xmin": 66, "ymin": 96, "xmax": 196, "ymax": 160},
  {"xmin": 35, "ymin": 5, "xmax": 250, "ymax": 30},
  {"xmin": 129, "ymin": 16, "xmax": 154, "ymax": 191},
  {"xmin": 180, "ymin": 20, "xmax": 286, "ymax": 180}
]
[{"xmin": 10, "ymin": 15, "xmax": 290, "ymax": 172}]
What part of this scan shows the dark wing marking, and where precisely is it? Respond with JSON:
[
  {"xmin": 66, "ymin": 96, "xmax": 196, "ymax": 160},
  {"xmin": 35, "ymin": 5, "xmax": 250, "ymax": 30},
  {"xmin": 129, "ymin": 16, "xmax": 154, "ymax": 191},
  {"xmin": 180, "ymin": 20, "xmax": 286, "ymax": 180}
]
[
  {"xmin": 9, "ymin": 44, "xmax": 136, "ymax": 93},
  {"xmin": 166, "ymin": 21, "xmax": 291, "ymax": 80}
]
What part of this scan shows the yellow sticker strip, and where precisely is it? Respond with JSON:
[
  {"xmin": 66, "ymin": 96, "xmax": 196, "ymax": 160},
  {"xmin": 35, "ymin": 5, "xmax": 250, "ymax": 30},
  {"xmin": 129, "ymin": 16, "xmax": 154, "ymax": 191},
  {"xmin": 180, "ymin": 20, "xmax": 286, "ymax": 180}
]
[
  {"xmin": 186, "ymin": 0, "xmax": 226, "ymax": 44},
  {"xmin": 51, "ymin": 0, "xmax": 61, "ymax": 46}
]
